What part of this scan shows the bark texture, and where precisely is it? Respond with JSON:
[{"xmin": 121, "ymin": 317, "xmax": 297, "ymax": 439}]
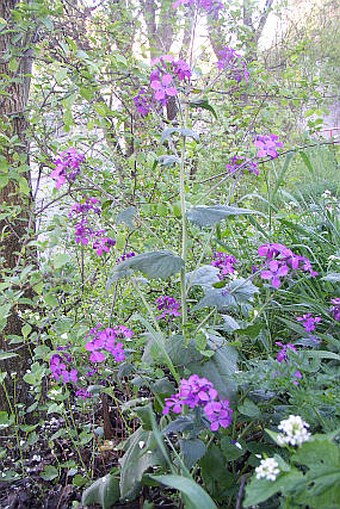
[{"xmin": 0, "ymin": 0, "xmax": 36, "ymax": 413}]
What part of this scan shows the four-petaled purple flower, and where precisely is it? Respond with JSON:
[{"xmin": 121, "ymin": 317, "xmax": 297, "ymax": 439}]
[
  {"xmin": 151, "ymin": 73, "xmax": 178, "ymax": 104},
  {"xmin": 50, "ymin": 148, "xmax": 85, "ymax": 189},
  {"xmin": 296, "ymin": 313, "xmax": 322, "ymax": 332},
  {"xmin": 163, "ymin": 375, "xmax": 233, "ymax": 432},
  {"xmin": 260, "ymin": 260, "xmax": 289, "ymax": 289},
  {"xmin": 211, "ymin": 252, "xmax": 238, "ymax": 279},
  {"xmin": 155, "ymin": 296, "xmax": 181, "ymax": 320},
  {"xmin": 254, "ymin": 134, "xmax": 284, "ymax": 159}
]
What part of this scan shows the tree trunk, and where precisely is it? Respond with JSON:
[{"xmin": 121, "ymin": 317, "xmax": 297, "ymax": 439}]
[{"xmin": 0, "ymin": 0, "xmax": 36, "ymax": 415}]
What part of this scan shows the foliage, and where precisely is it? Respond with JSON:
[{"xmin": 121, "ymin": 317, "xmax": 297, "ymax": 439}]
[{"xmin": 0, "ymin": 0, "xmax": 339, "ymax": 508}]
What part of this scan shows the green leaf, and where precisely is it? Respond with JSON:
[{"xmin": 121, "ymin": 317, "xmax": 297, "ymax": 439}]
[
  {"xmin": 53, "ymin": 253, "xmax": 72, "ymax": 269},
  {"xmin": 150, "ymin": 474, "xmax": 218, "ymax": 509},
  {"xmin": 40, "ymin": 465, "xmax": 59, "ymax": 481},
  {"xmin": 186, "ymin": 265, "xmax": 220, "ymax": 290},
  {"xmin": 187, "ymin": 205, "xmax": 258, "ymax": 227},
  {"xmin": 82, "ymin": 474, "xmax": 120, "ymax": 509},
  {"xmin": 189, "ymin": 98, "xmax": 218, "ymax": 120},
  {"xmin": 107, "ymin": 251, "xmax": 184, "ymax": 286},
  {"xmin": 117, "ymin": 206, "xmax": 137, "ymax": 228},
  {"xmin": 188, "ymin": 334, "xmax": 238, "ymax": 400},
  {"xmin": 0, "ymin": 350, "xmax": 18, "ymax": 361},
  {"xmin": 220, "ymin": 314, "xmax": 241, "ymax": 332},
  {"xmin": 300, "ymin": 150, "xmax": 315, "ymax": 174},
  {"xmin": 243, "ymin": 470, "xmax": 303, "ymax": 507},
  {"xmin": 158, "ymin": 155, "xmax": 180, "ymax": 167},
  {"xmin": 179, "ymin": 439, "xmax": 207, "ymax": 469},
  {"xmin": 238, "ymin": 398, "xmax": 260, "ymax": 417},
  {"xmin": 120, "ymin": 427, "xmax": 165, "ymax": 500},
  {"xmin": 322, "ymin": 272, "xmax": 340, "ymax": 283}
]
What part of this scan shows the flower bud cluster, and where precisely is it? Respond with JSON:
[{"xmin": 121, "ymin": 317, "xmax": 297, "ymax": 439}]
[
  {"xmin": 255, "ymin": 457, "xmax": 280, "ymax": 481},
  {"xmin": 277, "ymin": 415, "xmax": 311, "ymax": 447},
  {"xmin": 155, "ymin": 296, "xmax": 181, "ymax": 320}
]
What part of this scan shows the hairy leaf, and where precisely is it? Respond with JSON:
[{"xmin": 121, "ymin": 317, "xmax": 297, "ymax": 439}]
[{"xmin": 187, "ymin": 205, "xmax": 257, "ymax": 227}]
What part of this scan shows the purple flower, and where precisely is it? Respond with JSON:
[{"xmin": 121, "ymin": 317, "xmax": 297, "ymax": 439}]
[
  {"xmin": 92, "ymin": 231, "xmax": 116, "ymax": 256},
  {"xmin": 217, "ymin": 47, "xmax": 249, "ymax": 83},
  {"xmin": 258, "ymin": 243, "xmax": 318, "ymax": 289},
  {"xmin": 254, "ymin": 134, "xmax": 283, "ymax": 159},
  {"xmin": 134, "ymin": 88, "xmax": 152, "ymax": 117},
  {"xmin": 226, "ymin": 156, "xmax": 259, "ymax": 176},
  {"xmin": 151, "ymin": 73, "xmax": 178, "ymax": 104},
  {"xmin": 172, "ymin": 0, "xmax": 223, "ymax": 19},
  {"xmin": 69, "ymin": 197, "xmax": 101, "ymax": 217},
  {"xmin": 276, "ymin": 341, "xmax": 297, "ymax": 363},
  {"xmin": 296, "ymin": 313, "xmax": 322, "ymax": 333},
  {"xmin": 173, "ymin": 59, "xmax": 192, "ymax": 81},
  {"xmin": 116, "ymin": 251, "xmax": 136, "ymax": 264},
  {"xmin": 155, "ymin": 296, "xmax": 181, "ymax": 320},
  {"xmin": 330, "ymin": 298, "xmax": 340, "ymax": 321},
  {"xmin": 50, "ymin": 353, "xmax": 78, "ymax": 384},
  {"xmin": 50, "ymin": 148, "xmax": 85, "ymax": 189},
  {"xmin": 85, "ymin": 324, "xmax": 133, "ymax": 364},
  {"xmin": 75, "ymin": 388, "xmax": 92, "ymax": 400},
  {"xmin": 260, "ymin": 260, "xmax": 289, "ymax": 288},
  {"xmin": 204, "ymin": 399, "xmax": 233, "ymax": 431},
  {"xmin": 163, "ymin": 375, "xmax": 233, "ymax": 432},
  {"xmin": 74, "ymin": 219, "xmax": 94, "ymax": 245},
  {"xmin": 293, "ymin": 370, "xmax": 303, "ymax": 385},
  {"xmin": 211, "ymin": 252, "xmax": 238, "ymax": 279}
]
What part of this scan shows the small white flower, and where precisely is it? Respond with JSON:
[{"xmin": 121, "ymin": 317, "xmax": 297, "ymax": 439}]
[
  {"xmin": 255, "ymin": 457, "xmax": 280, "ymax": 481},
  {"xmin": 138, "ymin": 441, "xmax": 145, "ymax": 449},
  {"xmin": 277, "ymin": 415, "xmax": 311, "ymax": 447}
]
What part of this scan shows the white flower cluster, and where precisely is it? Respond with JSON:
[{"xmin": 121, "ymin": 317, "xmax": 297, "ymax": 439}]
[
  {"xmin": 255, "ymin": 458, "xmax": 280, "ymax": 481},
  {"xmin": 278, "ymin": 415, "xmax": 311, "ymax": 447}
]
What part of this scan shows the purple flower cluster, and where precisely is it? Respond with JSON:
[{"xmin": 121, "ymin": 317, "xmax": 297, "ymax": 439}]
[
  {"xmin": 217, "ymin": 47, "xmax": 249, "ymax": 83},
  {"xmin": 50, "ymin": 352, "xmax": 78, "ymax": 384},
  {"xmin": 296, "ymin": 313, "xmax": 322, "ymax": 333},
  {"xmin": 70, "ymin": 198, "xmax": 115, "ymax": 257},
  {"xmin": 225, "ymin": 156, "xmax": 259, "ymax": 177},
  {"xmin": 258, "ymin": 243, "xmax": 318, "ymax": 289},
  {"xmin": 276, "ymin": 341, "xmax": 297, "ymax": 363},
  {"xmin": 254, "ymin": 134, "xmax": 284, "ymax": 159},
  {"xmin": 330, "ymin": 298, "xmax": 340, "ymax": 321},
  {"xmin": 155, "ymin": 296, "xmax": 181, "ymax": 320},
  {"xmin": 211, "ymin": 252, "xmax": 238, "ymax": 279},
  {"xmin": 116, "ymin": 251, "xmax": 136, "ymax": 264},
  {"xmin": 50, "ymin": 148, "xmax": 85, "ymax": 189},
  {"xmin": 163, "ymin": 375, "xmax": 233, "ymax": 432},
  {"xmin": 173, "ymin": 0, "xmax": 224, "ymax": 19},
  {"xmin": 134, "ymin": 55, "xmax": 191, "ymax": 115},
  {"xmin": 85, "ymin": 324, "xmax": 133, "ymax": 363},
  {"xmin": 69, "ymin": 197, "xmax": 101, "ymax": 217}
]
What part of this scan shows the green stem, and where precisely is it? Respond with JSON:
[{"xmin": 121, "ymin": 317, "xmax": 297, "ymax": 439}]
[{"xmin": 180, "ymin": 136, "xmax": 188, "ymax": 329}]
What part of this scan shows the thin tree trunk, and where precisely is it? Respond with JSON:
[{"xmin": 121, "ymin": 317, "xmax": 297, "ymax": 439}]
[{"xmin": 0, "ymin": 0, "xmax": 36, "ymax": 414}]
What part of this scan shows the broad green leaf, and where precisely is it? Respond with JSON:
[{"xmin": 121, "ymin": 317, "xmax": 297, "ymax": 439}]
[
  {"xmin": 40, "ymin": 465, "xmax": 59, "ymax": 481},
  {"xmin": 179, "ymin": 439, "xmax": 207, "ymax": 469},
  {"xmin": 220, "ymin": 314, "xmax": 241, "ymax": 332},
  {"xmin": 82, "ymin": 474, "xmax": 120, "ymax": 509},
  {"xmin": 150, "ymin": 474, "xmax": 218, "ymax": 509},
  {"xmin": 53, "ymin": 253, "xmax": 72, "ymax": 269},
  {"xmin": 119, "ymin": 427, "xmax": 165, "ymax": 500},
  {"xmin": 117, "ymin": 206, "xmax": 137, "ymax": 228},
  {"xmin": 238, "ymin": 398, "xmax": 260, "ymax": 417},
  {"xmin": 188, "ymin": 334, "xmax": 238, "ymax": 400},
  {"xmin": 186, "ymin": 265, "xmax": 220, "ymax": 290},
  {"xmin": 189, "ymin": 98, "xmax": 218, "ymax": 120},
  {"xmin": 107, "ymin": 251, "xmax": 184, "ymax": 285},
  {"xmin": 187, "ymin": 205, "xmax": 258, "ymax": 227},
  {"xmin": 243, "ymin": 470, "xmax": 303, "ymax": 507},
  {"xmin": 158, "ymin": 155, "xmax": 180, "ymax": 166},
  {"xmin": 0, "ymin": 351, "xmax": 18, "ymax": 361}
]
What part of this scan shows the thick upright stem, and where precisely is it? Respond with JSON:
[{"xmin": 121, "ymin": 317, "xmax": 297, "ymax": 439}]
[{"xmin": 179, "ymin": 136, "xmax": 188, "ymax": 327}]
